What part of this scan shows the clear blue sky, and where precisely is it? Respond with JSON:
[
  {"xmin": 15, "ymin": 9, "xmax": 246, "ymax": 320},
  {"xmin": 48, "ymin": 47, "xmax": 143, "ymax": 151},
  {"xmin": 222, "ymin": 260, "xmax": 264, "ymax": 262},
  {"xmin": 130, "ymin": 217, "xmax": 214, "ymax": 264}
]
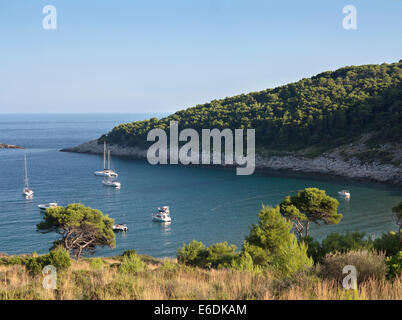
[{"xmin": 0, "ymin": 0, "xmax": 401, "ymax": 114}]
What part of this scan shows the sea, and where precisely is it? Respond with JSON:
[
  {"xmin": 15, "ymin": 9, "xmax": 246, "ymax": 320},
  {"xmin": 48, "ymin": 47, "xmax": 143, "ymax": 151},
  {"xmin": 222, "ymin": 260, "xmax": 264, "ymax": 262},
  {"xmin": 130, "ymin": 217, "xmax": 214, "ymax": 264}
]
[{"xmin": 0, "ymin": 114, "xmax": 401, "ymax": 257}]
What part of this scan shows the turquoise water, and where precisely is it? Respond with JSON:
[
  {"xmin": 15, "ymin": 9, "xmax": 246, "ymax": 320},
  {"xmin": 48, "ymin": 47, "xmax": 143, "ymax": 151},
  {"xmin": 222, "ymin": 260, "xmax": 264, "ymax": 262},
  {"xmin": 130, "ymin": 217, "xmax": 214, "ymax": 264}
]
[{"xmin": 0, "ymin": 114, "xmax": 401, "ymax": 257}]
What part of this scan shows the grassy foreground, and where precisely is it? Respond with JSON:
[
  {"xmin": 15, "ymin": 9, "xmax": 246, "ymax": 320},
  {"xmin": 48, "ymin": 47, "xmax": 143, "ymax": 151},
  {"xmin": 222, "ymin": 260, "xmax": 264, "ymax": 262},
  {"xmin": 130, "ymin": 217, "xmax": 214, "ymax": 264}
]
[{"xmin": 0, "ymin": 254, "xmax": 400, "ymax": 300}]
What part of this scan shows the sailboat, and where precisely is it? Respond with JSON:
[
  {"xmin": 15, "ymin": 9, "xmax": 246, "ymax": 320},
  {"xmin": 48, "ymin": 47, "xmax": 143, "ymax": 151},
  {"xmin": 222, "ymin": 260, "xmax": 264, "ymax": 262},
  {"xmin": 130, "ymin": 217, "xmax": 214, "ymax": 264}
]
[
  {"xmin": 23, "ymin": 155, "xmax": 34, "ymax": 198},
  {"xmin": 94, "ymin": 141, "xmax": 118, "ymax": 177},
  {"xmin": 102, "ymin": 150, "xmax": 121, "ymax": 189}
]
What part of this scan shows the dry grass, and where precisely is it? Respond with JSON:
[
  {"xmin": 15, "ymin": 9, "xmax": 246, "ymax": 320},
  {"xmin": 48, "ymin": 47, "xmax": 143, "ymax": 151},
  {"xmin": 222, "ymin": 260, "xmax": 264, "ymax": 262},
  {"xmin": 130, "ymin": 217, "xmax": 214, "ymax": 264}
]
[{"xmin": 0, "ymin": 257, "xmax": 400, "ymax": 300}]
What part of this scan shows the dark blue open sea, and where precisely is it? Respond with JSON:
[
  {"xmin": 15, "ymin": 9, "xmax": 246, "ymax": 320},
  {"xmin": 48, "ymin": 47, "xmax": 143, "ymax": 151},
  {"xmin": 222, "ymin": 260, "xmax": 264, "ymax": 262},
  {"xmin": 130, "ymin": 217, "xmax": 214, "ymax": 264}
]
[{"xmin": 0, "ymin": 114, "xmax": 401, "ymax": 257}]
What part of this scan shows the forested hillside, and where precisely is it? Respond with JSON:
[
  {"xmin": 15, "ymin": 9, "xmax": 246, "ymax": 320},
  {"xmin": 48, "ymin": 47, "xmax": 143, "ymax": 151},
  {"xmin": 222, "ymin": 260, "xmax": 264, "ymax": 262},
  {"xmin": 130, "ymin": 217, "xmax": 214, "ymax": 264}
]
[{"xmin": 102, "ymin": 61, "xmax": 402, "ymax": 151}]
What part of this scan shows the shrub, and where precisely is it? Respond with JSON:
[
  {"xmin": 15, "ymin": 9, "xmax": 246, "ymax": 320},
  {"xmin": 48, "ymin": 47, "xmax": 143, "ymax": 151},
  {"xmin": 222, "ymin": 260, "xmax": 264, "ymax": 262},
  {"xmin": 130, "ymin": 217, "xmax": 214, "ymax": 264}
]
[
  {"xmin": 177, "ymin": 241, "xmax": 239, "ymax": 269},
  {"xmin": 90, "ymin": 258, "xmax": 105, "ymax": 270},
  {"xmin": 231, "ymin": 251, "xmax": 259, "ymax": 272},
  {"xmin": 385, "ymin": 251, "xmax": 402, "ymax": 279},
  {"xmin": 373, "ymin": 231, "xmax": 400, "ymax": 256},
  {"xmin": 305, "ymin": 232, "xmax": 374, "ymax": 264},
  {"xmin": 159, "ymin": 260, "xmax": 177, "ymax": 272},
  {"xmin": 206, "ymin": 242, "xmax": 237, "ymax": 269},
  {"xmin": 5, "ymin": 256, "xmax": 29, "ymax": 266},
  {"xmin": 122, "ymin": 250, "xmax": 137, "ymax": 257},
  {"xmin": 318, "ymin": 250, "xmax": 386, "ymax": 283},
  {"xmin": 177, "ymin": 240, "xmax": 208, "ymax": 267},
  {"xmin": 16, "ymin": 248, "xmax": 72, "ymax": 275},
  {"xmin": 119, "ymin": 253, "xmax": 146, "ymax": 273},
  {"xmin": 47, "ymin": 247, "xmax": 71, "ymax": 271},
  {"xmin": 303, "ymin": 236, "xmax": 325, "ymax": 264},
  {"xmin": 322, "ymin": 231, "xmax": 373, "ymax": 254},
  {"xmin": 25, "ymin": 257, "xmax": 45, "ymax": 275}
]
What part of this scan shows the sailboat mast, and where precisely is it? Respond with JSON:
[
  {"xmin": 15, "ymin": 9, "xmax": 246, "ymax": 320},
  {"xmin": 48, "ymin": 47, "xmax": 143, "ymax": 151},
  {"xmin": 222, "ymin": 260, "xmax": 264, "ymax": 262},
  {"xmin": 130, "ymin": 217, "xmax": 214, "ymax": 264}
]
[
  {"xmin": 24, "ymin": 155, "xmax": 29, "ymax": 188},
  {"xmin": 103, "ymin": 141, "xmax": 106, "ymax": 170},
  {"xmin": 108, "ymin": 150, "xmax": 111, "ymax": 170}
]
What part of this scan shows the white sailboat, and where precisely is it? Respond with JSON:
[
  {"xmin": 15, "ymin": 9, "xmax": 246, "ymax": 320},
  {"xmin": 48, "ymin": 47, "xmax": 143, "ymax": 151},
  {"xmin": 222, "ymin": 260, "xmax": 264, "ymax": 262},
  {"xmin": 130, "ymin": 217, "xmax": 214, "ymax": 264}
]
[
  {"xmin": 102, "ymin": 177, "xmax": 121, "ymax": 189},
  {"xmin": 94, "ymin": 142, "xmax": 118, "ymax": 177},
  {"xmin": 22, "ymin": 155, "xmax": 34, "ymax": 198},
  {"xmin": 102, "ymin": 150, "xmax": 121, "ymax": 189}
]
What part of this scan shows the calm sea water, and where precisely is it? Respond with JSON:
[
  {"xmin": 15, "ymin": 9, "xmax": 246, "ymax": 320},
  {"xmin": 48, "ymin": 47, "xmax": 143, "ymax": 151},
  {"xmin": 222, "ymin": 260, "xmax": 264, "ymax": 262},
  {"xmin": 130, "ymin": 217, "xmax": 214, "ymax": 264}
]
[{"xmin": 0, "ymin": 114, "xmax": 401, "ymax": 258}]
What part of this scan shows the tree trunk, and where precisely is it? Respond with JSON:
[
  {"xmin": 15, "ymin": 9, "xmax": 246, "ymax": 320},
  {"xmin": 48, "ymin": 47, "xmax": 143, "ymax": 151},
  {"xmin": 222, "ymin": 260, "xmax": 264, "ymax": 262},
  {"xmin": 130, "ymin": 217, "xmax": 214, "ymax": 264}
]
[
  {"xmin": 76, "ymin": 247, "xmax": 83, "ymax": 260},
  {"xmin": 292, "ymin": 219, "xmax": 304, "ymax": 240},
  {"xmin": 305, "ymin": 221, "xmax": 310, "ymax": 238}
]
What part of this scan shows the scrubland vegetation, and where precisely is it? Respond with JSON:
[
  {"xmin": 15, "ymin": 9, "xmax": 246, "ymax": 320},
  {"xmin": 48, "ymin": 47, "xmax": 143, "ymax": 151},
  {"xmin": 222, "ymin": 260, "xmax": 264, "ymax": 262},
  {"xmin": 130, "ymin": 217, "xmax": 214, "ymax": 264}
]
[
  {"xmin": 0, "ymin": 248, "xmax": 400, "ymax": 300},
  {"xmin": 0, "ymin": 193, "xmax": 400, "ymax": 300}
]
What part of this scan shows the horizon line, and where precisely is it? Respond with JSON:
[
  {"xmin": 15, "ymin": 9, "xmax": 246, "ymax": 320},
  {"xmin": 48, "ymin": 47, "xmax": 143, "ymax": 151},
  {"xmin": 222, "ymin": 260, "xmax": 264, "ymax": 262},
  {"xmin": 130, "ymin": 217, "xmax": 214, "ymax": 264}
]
[{"xmin": 0, "ymin": 112, "xmax": 172, "ymax": 115}]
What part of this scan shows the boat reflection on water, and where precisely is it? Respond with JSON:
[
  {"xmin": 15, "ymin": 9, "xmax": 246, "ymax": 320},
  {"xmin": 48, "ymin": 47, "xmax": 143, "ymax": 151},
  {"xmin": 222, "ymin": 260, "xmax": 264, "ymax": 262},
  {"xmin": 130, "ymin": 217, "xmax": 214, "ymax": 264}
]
[
  {"xmin": 159, "ymin": 221, "xmax": 172, "ymax": 235},
  {"xmin": 22, "ymin": 196, "xmax": 34, "ymax": 213},
  {"xmin": 103, "ymin": 186, "xmax": 121, "ymax": 199},
  {"xmin": 115, "ymin": 230, "xmax": 128, "ymax": 239}
]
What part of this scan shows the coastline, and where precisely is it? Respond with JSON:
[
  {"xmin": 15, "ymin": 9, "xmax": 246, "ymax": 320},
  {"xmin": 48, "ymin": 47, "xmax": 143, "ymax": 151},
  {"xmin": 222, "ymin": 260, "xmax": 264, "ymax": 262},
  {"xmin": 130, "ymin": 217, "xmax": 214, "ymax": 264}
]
[{"xmin": 61, "ymin": 139, "xmax": 402, "ymax": 186}]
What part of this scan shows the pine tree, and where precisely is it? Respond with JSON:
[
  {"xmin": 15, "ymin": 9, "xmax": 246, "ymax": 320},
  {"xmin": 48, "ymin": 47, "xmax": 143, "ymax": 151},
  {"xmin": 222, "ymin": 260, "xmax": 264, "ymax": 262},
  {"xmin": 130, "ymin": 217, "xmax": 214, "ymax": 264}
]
[{"xmin": 243, "ymin": 205, "xmax": 312, "ymax": 276}]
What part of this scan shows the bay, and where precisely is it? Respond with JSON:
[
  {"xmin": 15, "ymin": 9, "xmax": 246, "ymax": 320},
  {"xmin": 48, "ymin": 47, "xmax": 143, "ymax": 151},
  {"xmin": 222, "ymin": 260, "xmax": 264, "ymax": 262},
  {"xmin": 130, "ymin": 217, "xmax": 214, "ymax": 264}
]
[{"xmin": 0, "ymin": 114, "xmax": 400, "ymax": 257}]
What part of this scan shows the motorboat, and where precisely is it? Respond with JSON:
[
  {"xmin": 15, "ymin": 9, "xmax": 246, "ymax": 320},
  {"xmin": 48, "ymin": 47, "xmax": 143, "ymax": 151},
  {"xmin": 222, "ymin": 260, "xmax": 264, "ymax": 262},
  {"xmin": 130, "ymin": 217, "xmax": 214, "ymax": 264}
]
[
  {"xmin": 38, "ymin": 202, "xmax": 58, "ymax": 211},
  {"xmin": 113, "ymin": 224, "xmax": 128, "ymax": 232},
  {"xmin": 94, "ymin": 142, "xmax": 118, "ymax": 177},
  {"xmin": 338, "ymin": 190, "xmax": 351, "ymax": 197},
  {"xmin": 23, "ymin": 155, "xmax": 34, "ymax": 198},
  {"xmin": 102, "ymin": 177, "xmax": 121, "ymax": 189},
  {"xmin": 152, "ymin": 206, "xmax": 172, "ymax": 222}
]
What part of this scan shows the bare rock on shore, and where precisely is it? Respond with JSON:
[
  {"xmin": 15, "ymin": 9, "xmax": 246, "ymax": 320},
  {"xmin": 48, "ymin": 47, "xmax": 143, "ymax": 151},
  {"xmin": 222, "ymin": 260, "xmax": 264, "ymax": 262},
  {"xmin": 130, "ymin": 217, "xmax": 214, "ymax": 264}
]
[
  {"xmin": 61, "ymin": 139, "xmax": 402, "ymax": 186},
  {"xmin": 0, "ymin": 143, "xmax": 24, "ymax": 149},
  {"xmin": 60, "ymin": 139, "xmax": 147, "ymax": 159},
  {"xmin": 255, "ymin": 154, "xmax": 402, "ymax": 186}
]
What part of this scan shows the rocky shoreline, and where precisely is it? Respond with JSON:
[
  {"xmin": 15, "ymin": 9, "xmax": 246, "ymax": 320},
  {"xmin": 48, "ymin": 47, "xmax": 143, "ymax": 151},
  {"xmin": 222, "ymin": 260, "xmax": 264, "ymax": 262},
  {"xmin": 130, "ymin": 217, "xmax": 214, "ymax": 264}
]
[
  {"xmin": 0, "ymin": 143, "xmax": 24, "ymax": 149},
  {"xmin": 61, "ymin": 139, "xmax": 402, "ymax": 186}
]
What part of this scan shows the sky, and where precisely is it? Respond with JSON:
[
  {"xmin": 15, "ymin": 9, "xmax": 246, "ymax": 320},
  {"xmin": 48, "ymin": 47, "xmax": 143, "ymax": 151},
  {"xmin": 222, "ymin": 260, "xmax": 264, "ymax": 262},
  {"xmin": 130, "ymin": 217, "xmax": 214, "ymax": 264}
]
[{"xmin": 0, "ymin": 0, "xmax": 401, "ymax": 114}]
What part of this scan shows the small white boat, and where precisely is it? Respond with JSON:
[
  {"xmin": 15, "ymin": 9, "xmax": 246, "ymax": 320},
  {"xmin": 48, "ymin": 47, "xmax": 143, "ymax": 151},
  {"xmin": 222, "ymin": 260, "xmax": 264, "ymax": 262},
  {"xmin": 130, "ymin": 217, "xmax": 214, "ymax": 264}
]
[
  {"xmin": 38, "ymin": 202, "xmax": 58, "ymax": 211},
  {"xmin": 23, "ymin": 188, "xmax": 34, "ymax": 198},
  {"xmin": 23, "ymin": 155, "xmax": 34, "ymax": 198},
  {"xmin": 102, "ymin": 178, "xmax": 121, "ymax": 189},
  {"xmin": 152, "ymin": 206, "xmax": 172, "ymax": 222},
  {"xmin": 113, "ymin": 224, "xmax": 128, "ymax": 232},
  {"xmin": 338, "ymin": 190, "xmax": 351, "ymax": 197},
  {"xmin": 94, "ymin": 142, "xmax": 118, "ymax": 177},
  {"xmin": 94, "ymin": 169, "xmax": 118, "ymax": 178}
]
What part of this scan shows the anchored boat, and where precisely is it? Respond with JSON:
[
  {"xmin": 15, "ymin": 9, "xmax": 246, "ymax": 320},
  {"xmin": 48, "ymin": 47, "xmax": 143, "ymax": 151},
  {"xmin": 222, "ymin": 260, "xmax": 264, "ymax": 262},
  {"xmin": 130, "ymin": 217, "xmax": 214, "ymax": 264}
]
[
  {"xmin": 22, "ymin": 155, "xmax": 34, "ymax": 198},
  {"xmin": 94, "ymin": 142, "xmax": 118, "ymax": 177},
  {"xmin": 152, "ymin": 206, "xmax": 172, "ymax": 222},
  {"xmin": 38, "ymin": 202, "xmax": 58, "ymax": 211},
  {"xmin": 113, "ymin": 224, "xmax": 128, "ymax": 232},
  {"xmin": 338, "ymin": 190, "xmax": 351, "ymax": 197},
  {"xmin": 102, "ymin": 177, "xmax": 121, "ymax": 189},
  {"xmin": 101, "ymin": 151, "xmax": 121, "ymax": 188}
]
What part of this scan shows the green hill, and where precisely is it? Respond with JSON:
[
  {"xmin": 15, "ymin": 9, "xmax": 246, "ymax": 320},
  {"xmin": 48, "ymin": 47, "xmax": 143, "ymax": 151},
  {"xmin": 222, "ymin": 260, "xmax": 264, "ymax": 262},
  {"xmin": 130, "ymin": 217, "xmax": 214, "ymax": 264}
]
[{"xmin": 102, "ymin": 61, "xmax": 402, "ymax": 154}]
